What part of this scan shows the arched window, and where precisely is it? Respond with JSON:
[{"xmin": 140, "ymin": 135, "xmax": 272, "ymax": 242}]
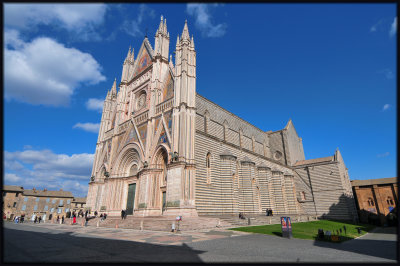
[
  {"xmin": 206, "ymin": 153, "xmax": 211, "ymax": 184},
  {"xmin": 367, "ymin": 198, "xmax": 375, "ymax": 206},
  {"xmin": 387, "ymin": 197, "xmax": 394, "ymax": 206}
]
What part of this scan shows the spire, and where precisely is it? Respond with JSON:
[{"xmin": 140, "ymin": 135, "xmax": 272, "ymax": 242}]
[
  {"xmin": 158, "ymin": 15, "xmax": 164, "ymax": 33},
  {"xmin": 163, "ymin": 18, "xmax": 167, "ymax": 34},
  {"xmin": 130, "ymin": 48, "xmax": 134, "ymax": 62},
  {"xmin": 127, "ymin": 46, "xmax": 131, "ymax": 58},
  {"xmin": 176, "ymin": 34, "xmax": 180, "ymax": 46},
  {"xmin": 111, "ymin": 78, "xmax": 117, "ymax": 96},
  {"xmin": 191, "ymin": 35, "xmax": 195, "ymax": 48},
  {"xmin": 181, "ymin": 20, "xmax": 190, "ymax": 40}
]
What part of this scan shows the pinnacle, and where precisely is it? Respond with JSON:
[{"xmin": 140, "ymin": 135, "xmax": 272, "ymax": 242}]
[{"xmin": 181, "ymin": 20, "xmax": 190, "ymax": 40}]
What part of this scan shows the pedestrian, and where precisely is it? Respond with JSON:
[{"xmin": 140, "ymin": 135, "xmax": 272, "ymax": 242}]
[
  {"xmin": 21, "ymin": 214, "xmax": 25, "ymax": 223},
  {"xmin": 121, "ymin": 210, "xmax": 124, "ymax": 220},
  {"xmin": 62, "ymin": 216, "xmax": 65, "ymax": 224},
  {"xmin": 34, "ymin": 216, "xmax": 38, "ymax": 223},
  {"xmin": 85, "ymin": 216, "xmax": 89, "ymax": 227},
  {"xmin": 57, "ymin": 215, "xmax": 60, "ymax": 223},
  {"xmin": 73, "ymin": 214, "xmax": 77, "ymax": 224},
  {"xmin": 31, "ymin": 213, "xmax": 36, "ymax": 222},
  {"xmin": 43, "ymin": 214, "xmax": 46, "ymax": 223},
  {"xmin": 94, "ymin": 210, "xmax": 98, "ymax": 217},
  {"xmin": 85, "ymin": 210, "xmax": 88, "ymax": 218},
  {"xmin": 38, "ymin": 216, "xmax": 42, "ymax": 223},
  {"xmin": 104, "ymin": 213, "xmax": 107, "ymax": 220},
  {"xmin": 49, "ymin": 213, "xmax": 53, "ymax": 221}
]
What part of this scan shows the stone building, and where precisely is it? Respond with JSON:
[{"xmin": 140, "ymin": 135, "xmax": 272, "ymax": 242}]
[
  {"xmin": 2, "ymin": 185, "xmax": 24, "ymax": 220},
  {"xmin": 351, "ymin": 177, "xmax": 397, "ymax": 225},
  {"xmin": 86, "ymin": 17, "xmax": 357, "ymax": 220},
  {"xmin": 2, "ymin": 186, "xmax": 74, "ymax": 220},
  {"xmin": 72, "ymin": 197, "xmax": 87, "ymax": 213}
]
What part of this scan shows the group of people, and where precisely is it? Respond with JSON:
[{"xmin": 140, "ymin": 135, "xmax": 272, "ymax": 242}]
[
  {"xmin": 13, "ymin": 213, "xmax": 25, "ymax": 223},
  {"xmin": 265, "ymin": 209, "xmax": 273, "ymax": 216}
]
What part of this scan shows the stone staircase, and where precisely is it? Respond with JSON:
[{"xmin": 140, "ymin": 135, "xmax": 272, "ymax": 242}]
[{"xmin": 71, "ymin": 213, "xmax": 318, "ymax": 231}]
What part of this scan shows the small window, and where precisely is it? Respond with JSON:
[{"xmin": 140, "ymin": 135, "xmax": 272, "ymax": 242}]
[
  {"xmin": 67, "ymin": 199, "xmax": 71, "ymax": 204},
  {"xmin": 60, "ymin": 199, "xmax": 63, "ymax": 205},
  {"xmin": 57, "ymin": 208, "xmax": 62, "ymax": 214},
  {"xmin": 34, "ymin": 205, "xmax": 38, "ymax": 211},
  {"xmin": 368, "ymin": 198, "xmax": 375, "ymax": 206},
  {"xmin": 50, "ymin": 208, "xmax": 55, "ymax": 213},
  {"xmin": 387, "ymin": 197, "xmax": 394, "ymax": 206},
  {"xmin": 13, "ymin": 202, "xmax": 17, "ymax": 207},
  {"xmin": 206, "ymin": 152, "xmax": 211, "ymax": 184},
  {"xmin": 36, "ymin": 197, "xmax": 39, "ymax": 202},
  {"xmin": 52, "ymin": 199, "xmax": 56, "ymax": 204},
  {"xmin": 46, "ymin": 198, "xmax": 50, "ymax": 203},
  {"xmin": 65, "ymin": 208, "xmax": 70, "ymax": 213},
  {"xmin": 22, "ymin": 205, "xmax": 26, "ymax": 211},
  {"xmin": 24, "ymin": 197, "xmax": 28, "ymax": 202},
  {"xmin": 44, "ymin": 205, "xmax": 48, "ymax": 211}
]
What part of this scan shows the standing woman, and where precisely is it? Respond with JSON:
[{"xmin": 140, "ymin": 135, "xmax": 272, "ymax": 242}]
[{"xmin": 73, "ymin": 213, "xmax": 76, "ymax": 224}]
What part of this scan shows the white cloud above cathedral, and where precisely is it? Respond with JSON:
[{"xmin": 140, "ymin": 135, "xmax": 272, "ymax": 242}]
[
  {"xmin": 4, "ymin": 30, "xmax": 106, "ymax": 106},
  {"xmin": 186, "ymin": 3, "xmax": 227, "ymax": 38}
]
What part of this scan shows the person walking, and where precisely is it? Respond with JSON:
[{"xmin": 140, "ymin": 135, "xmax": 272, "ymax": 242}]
[
  {"xmin": 57, "ymin": 215, "xmax": 60, "ymax": 223},
  {"xmin": 34, "ymin": 216, "xmax": 38, "ymax": 223},
  {"xmin": 62, "ymin": 216, "xmax": 65, "ymax": 224},
  {"xmin": 43, "ymin": 214, "xmax": 46, "ymax": 223},
  {"xmin": 73, "ymin": 214, "xmax": 77, "ymax": 224},
  {"xmin": 38, "ymin": 216, "xmax": 42, "ymax": 223},
  {"xmin": 21, "ymin": 214, "xmax": 25, "ymax": 223},
  {"xmin": 49, "ymin": 213, "xmax": 53, "ymax": 222},
  {"xmin": 121, "ymin": 210, "xmax": 125, "ymax": 220}
]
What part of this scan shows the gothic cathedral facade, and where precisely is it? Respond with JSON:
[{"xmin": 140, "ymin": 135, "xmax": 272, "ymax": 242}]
[{"xmin": 86, "ymin": 17, "xmax": 358, "ymax": 220}]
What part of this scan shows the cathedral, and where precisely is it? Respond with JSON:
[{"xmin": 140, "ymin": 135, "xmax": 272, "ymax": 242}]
[{"xmin": 86, "ymin": 17, "xmax": 358, "ymax": 220}]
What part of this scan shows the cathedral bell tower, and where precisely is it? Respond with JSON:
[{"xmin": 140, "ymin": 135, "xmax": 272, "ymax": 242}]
[{"xmin": 164, "ymin": 20, "xmax": 198, "ymax": 217}]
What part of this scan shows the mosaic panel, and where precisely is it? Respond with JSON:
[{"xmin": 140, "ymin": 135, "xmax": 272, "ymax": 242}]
[
  {"xmin": 138, "ymin": 124, "xmax": 147, "ymax": 148},
  {"xmin": 164, "ymin": 111, "xmax": 173, "ymax": 136},
  {"xmin": 162, "ymin": 73, "xmax": 174, "ymax": 102},
  {"xmin": 125, "ymin": 127, "xmax": 138, "ymax": 146},
  {"xmin": 154, "ymin": 117, "xmax": 161, "ymax": 136},
  {"xmin": 134, "ymin": 47, "xmax": 152, "ymax": 77},
  {"xmin": 158, "ymin": 127, "xmax": 168, "ymax": 145}
]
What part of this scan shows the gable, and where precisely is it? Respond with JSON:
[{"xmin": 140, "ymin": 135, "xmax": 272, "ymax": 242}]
[{"xmin": 132, "ymin": 40, "xmax": 153, "ymax": 79}]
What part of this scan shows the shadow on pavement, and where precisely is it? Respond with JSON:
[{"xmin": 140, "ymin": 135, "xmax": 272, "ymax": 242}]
[
  {"xmin": 312, "ymin": 233, "xmax": 397, "ymax": 261},
  {"xmin": 3, "ymin": 226, "xmax": 205, "ymax": 263}
]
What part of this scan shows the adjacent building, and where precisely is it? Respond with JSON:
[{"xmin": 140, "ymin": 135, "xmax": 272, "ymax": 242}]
[
  {"xmin": 351, "ymin": 177, "xmax": 397, "ymax": 225},
  {"xmin": 86, "ymin": 17, "xmax": 358, "ymax": 221},
  {"xmin": 2, "ymin": 186, "xmax": 86, "ymax": 220}
]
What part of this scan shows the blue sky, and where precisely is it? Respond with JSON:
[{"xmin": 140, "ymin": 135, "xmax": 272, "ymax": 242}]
[{"xmin": 4, "ymin": 3, "xmax": 397, "ymax": 197}]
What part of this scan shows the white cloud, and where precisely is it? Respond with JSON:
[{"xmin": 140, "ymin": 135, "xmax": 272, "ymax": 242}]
[
  {"xmin": 377, "ymin": 152, "xmax": 390, "ymax": 158},
  {"xmin": 4, "ymin": 148, "xmax": 94, "ymax": 197},
  {"xmin": 121, "ymin": 4, "xmax": 156, "ymax": 38},
  {"xmin": 4, "ymin": 30, "xmax": 106, "ymax": 106},
  {"xmin": 382, "ymin": 104, "xmax": 391, "ymax": 111},
  {"xmin": 4, "ymin": 4, "xmax": 107, "ymax": 39},
  {"xmin": 5, "ymin": 173, "xmax": 23, "ymax": 183},
  {"xmin": 377, "ymin": 68, "xmax": 394, "ymax": 80},
  {"xmin": 389, "ymin": 17, "xmax": 397, "ymax": 37},
  {"xmin": 73, "ymin": 122, "xmax": 100, "ymax": 133},
  {"xmin": 186, "ymin": 4, "xmax": 227, "ymax": 38},
  {"xmin": 86, "ymin": 98, "xmax": 104, "ymax": 112}
]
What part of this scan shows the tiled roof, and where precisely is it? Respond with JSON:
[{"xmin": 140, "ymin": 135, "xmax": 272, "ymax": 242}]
[
  {"xmin": 73, "ymin": 197, "xmax": 87, "ymax": 203},
  {"xmin": 3, "ymin": 185, "xmax": 24, "ymax": 192},
  {"xmin": 23, "ymin": 189, "xmax": 73, "ymax": 198},
  {"xmin": 293, "ymin": 156, "xmax": 334, "ymax": 167},
  {"xmin": 351, "ymin": 177, "xmax": 397, "ymax": 187}
]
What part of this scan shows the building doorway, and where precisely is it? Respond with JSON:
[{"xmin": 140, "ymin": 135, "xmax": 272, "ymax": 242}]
[
  {"xmin": 162, "ymin": 191, "xmax": 166, "ymax": 213},
  {"xmin": 126, "ymin": 183, "xmax": 136, "ymax": 215}
]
